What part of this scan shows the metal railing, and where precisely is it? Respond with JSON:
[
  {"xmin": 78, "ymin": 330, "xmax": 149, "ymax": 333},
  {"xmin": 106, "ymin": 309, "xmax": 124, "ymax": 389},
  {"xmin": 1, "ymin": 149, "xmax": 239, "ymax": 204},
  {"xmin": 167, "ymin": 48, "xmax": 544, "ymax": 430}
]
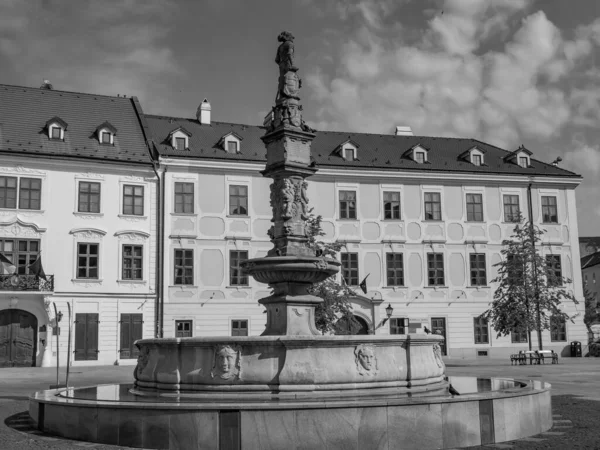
[{"xmin": 0, "ymin": 274, "xmax": 54, "ymax": 292}]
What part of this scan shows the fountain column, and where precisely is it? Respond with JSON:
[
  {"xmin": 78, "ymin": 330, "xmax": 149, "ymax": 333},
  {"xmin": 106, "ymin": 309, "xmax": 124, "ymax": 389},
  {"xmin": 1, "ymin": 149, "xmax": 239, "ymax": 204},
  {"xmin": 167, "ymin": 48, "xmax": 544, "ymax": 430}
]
[{"xmin": 242, "ymin": 31, "xmax": 340, "ymax": 335}]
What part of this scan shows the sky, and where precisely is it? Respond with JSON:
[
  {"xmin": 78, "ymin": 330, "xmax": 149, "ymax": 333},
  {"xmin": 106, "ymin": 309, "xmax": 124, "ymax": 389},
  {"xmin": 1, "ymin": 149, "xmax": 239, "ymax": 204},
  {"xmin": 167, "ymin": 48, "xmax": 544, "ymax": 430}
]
[{"xmin": 1, "ymin": 0, "xmax": 599, "ymax": 236}]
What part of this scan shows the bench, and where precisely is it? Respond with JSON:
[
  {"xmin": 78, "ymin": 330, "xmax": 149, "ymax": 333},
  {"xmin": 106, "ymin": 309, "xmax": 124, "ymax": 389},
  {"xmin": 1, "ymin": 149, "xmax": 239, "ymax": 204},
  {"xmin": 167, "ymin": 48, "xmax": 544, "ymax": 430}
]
[{"xmin": 510, "ymin": 350, "xmax": 558, "ymax": 365}]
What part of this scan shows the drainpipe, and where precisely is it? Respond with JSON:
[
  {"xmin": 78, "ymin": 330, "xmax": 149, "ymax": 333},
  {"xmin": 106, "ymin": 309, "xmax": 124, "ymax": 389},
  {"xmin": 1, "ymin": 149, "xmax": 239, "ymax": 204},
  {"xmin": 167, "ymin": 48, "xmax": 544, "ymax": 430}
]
[
  {"xmin": 527, "ymin": 182, "xmax": 543, "ymax": 350},
  {"xmin": 151, "ymin": 157, "xmax": 166, "ymax": 338}
]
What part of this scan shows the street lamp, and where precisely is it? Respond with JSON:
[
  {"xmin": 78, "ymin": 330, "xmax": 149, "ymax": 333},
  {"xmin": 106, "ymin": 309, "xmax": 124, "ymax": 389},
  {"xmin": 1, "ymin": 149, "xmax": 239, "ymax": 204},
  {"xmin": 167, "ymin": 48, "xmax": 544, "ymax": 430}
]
[{"xmin": 382, "ymin": 303, "xmax": 394, "ymax": 325}]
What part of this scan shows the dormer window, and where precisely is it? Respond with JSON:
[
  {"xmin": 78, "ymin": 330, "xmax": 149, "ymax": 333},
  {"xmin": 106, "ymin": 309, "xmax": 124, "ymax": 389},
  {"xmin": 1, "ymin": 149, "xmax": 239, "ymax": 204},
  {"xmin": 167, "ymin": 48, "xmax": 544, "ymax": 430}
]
[
  {"xmin": 169, "ymin": 127, "xmax": 192, "ymax": 151},
  {"xmin": 504, "ymin": 145, "xmax": 532, "ymax": 168},
  {"xmin": 220, "ymin": 132, "xmax": 243, "ymax": 154},
  {"xmin": 472, "ymin": 154, "xmax": 482, "ymax": 166},
  {"xmin": 459, "ymin": 146, "xmax": 486, "ymax": 166},
  {"xmin": 337, "ymin": 139, "xmax": 359, "ymax": 161},
  {"xmin": 46, "ymin": 116, "xmax": 67, "ymax": 141},
  {"xmin": 176, "ymin": 137, "xmax": 187, "ymax": 150},
  {"xmin": 51, "ymin": 126, "xmax": 62, "ymax": 140},
  {"xmin": 404, "ymin": 144, "xmax": 429, "ymax": 163},
  {"xmin": 95, "ymin": 122, "xmax": 117, "ymax": 145},
  {"xmin": 227, "ymin": 141, "xmax": 238, "ymax": 153}
]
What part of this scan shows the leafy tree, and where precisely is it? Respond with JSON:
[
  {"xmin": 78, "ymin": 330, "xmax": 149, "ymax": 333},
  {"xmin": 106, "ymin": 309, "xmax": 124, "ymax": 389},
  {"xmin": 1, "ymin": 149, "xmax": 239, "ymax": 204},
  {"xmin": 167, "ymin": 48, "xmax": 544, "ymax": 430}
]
[
  {"xmin": 483, "ymin": 212, "xmax": 578, "ymax": 350},
  {"xmin": 305, "ymin": 211, "xmax": 361, "ymax": 335}
]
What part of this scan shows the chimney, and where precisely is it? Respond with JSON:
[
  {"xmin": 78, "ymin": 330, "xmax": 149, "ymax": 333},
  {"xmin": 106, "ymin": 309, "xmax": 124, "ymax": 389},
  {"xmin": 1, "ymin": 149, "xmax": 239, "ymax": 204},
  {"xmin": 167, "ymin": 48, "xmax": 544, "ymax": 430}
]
[
  {"xmin": 196, "ymin": 98, "xmax": 211, "ymax": 125},
  {"xmin": 395, "ymin": 126, "xmax": 413, "ymax": 136},
  {"xmin": 40, "ymin": 79, "xmax": 53, "ymax": 90}
]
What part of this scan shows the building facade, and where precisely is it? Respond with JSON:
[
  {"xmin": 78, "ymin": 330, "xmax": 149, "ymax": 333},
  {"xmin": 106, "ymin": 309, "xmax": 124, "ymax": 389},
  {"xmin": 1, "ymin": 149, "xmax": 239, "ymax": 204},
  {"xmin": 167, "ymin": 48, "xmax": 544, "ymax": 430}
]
[
  {"xmin": 0, "ymin": 85, "xmax": 157, "ymax": 367},
  {"xmin": 147, "ymin": 103, "xmax": 587, "ymax": 358}
]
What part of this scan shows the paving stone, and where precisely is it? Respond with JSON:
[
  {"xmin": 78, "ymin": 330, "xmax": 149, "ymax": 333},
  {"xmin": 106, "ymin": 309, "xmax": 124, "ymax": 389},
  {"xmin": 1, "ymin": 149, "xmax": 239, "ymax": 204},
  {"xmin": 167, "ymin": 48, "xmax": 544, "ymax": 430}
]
[
  {"xmin": 520, "ymin": 437, "xmax": 547, "ymax": 442},
  {"xmin": 541, "ymin": 431, "xmax": 566, "ymax": 436},
  {"xmin": 553, "ymin": 419, "xmax": 572, "ymax": 424}
]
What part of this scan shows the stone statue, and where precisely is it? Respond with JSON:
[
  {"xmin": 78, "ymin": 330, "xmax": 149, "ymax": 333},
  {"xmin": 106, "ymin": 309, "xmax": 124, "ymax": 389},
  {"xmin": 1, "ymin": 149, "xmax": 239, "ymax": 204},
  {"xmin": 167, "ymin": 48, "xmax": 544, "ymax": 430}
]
[
  {"xmin": 275, "ymin": 31, "xmax": 298, "ymax": 101},
  {"xmin": 211, "ymin": 345, "xmax": 241, "ymax": 380},
  {"xmin": 355, "ymin": 344, "xmax": 378, "ymax": 376}
]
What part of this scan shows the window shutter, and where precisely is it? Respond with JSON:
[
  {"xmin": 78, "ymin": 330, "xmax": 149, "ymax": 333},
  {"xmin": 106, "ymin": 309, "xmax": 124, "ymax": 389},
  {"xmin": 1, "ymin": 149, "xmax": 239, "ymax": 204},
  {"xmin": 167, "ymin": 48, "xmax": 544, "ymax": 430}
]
[
  {"xmin": 131, "ymin": 314, "xmax": 143, "ymax": 358},
  {"xmin": 120, "ymin": 314, "xmax": 131, "ymax": 359},
  {"xmin": 74, "ymin": 314, "xmax": 86, "ymax": 361},
  {"xmin": 86, "ymin": 314, "xmax": 99, "ymax": 360}
]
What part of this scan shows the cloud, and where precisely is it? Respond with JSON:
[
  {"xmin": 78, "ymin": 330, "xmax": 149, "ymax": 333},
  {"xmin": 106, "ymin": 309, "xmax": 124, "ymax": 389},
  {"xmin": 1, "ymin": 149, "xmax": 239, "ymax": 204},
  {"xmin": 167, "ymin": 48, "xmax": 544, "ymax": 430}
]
[
  {"xmin": 563, "ymin": 141, "xmax": 600, "ymax": 178},
  {"xmin": 0, "ymin": 0, "xmax": 180, "ymax": 111},
  {"xmin": 304, "ymin": 1, "xmax": 600, "ymax": 150}
]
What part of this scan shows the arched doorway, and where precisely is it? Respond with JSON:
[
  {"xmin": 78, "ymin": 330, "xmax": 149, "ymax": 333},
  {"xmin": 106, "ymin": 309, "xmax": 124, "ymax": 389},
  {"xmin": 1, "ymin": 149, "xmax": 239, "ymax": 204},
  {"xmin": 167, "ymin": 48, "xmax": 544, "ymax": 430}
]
[
  {"xmin": 0, "ymin": 309, "xmax": 37, "ymax": 367},
  {"xmin": 334, "ymin": 315, "xmax": 370, "ymax": 335}
]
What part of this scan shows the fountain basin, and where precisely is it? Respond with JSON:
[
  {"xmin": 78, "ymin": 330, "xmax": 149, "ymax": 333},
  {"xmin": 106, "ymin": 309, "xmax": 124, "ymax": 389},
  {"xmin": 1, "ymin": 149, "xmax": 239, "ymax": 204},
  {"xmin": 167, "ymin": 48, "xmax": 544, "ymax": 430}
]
[
  {"xmin": 132, "ymin": 335, "xmax": 446, "ymax": 395},
  {"xmin": 241, "ymin": 256, "xmax": 340, "ymax": 285},
  {"xmin": 29, "ymin": 376, "xmax": 552, "ymax": 449}
]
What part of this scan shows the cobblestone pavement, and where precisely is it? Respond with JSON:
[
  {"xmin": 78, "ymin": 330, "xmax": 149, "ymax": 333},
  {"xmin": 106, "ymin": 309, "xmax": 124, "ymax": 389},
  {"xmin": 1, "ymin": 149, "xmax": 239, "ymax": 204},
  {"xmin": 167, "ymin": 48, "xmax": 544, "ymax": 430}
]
[{"xmin": 0, "ymin": 358, "xmax": 598, "ymax": 449}]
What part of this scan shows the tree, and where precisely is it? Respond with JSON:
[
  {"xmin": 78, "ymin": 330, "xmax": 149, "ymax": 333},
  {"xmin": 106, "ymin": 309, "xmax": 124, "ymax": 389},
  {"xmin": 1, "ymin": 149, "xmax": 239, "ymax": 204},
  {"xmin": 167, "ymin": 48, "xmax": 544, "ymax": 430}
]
[
  {"xmin": 483, "ymin": 213, "xmax": 578, "ymax": 350},
  {"xmin": 304, "ymin": 210, "xmax": 361, "ymax": 335},
  {"xmin": 583, "ymin": 285, "xmax": 599, "ymax": 335}
]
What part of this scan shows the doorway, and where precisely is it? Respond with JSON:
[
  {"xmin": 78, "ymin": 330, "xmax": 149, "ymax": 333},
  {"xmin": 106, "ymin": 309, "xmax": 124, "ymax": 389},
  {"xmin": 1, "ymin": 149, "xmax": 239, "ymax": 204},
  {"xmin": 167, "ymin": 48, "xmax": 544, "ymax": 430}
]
[
  {"xmin": 0, "ymin": 309, "xmax": 37, "ymax": 367},
  {"xmin": 431, "ymin": 317, "xmax": 447, "ymax": 356}
]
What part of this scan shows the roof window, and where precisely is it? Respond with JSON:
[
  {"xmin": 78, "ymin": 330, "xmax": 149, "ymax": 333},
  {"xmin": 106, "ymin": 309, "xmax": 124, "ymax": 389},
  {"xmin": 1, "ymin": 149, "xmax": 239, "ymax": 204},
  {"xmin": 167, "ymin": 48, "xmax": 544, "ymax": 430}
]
[
  {"xmin": 96, "ymin": 122, "xmax": 117, "ymax": 145},
  {"xmin": 46, "ymin": 116, "xmax": 68, "ymax": 141},
  {"xmin": 220, "ymin": 132, "xmax": 243, "ymax": 154},
  {"xmin": 169, "ymin": 127, "xmax": 192, "ymax": 151},
  {"xmin": 404, "ymin": 144, "xmax": 429, "ymax": 163},
  {"xmin": 337, "ymin": 140, "xmax": 359, "ymax": 161}
]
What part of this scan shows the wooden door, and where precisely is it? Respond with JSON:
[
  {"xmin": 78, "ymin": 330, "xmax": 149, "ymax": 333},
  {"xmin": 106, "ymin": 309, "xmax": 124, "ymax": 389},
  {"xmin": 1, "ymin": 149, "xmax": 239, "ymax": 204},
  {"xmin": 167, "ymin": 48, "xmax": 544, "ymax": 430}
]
[
  {"xmin": 431, "ymin": 317, "xmax": 447, "ymax": 356},
  {"xmin": 74, "ymin": 313, "xmax": 99, "ymax": 361},
  {"xmin": 0, "ymin": 309, "xmax": 37, "ymax": 367},
  {"xmin": 119, "ymin": 313, "xmax": 143, "ymax": 359}
]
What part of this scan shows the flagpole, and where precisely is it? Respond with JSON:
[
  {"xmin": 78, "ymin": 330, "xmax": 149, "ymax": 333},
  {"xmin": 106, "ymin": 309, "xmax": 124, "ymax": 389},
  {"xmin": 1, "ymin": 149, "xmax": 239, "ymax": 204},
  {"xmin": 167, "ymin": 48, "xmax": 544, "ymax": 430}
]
[
  {"xmin": 53, "ymin": 302, "xmax": 60, "ymax": 387},
  {"xmin": 66, "ymin": 302, "xmax": 72, "ymax": 387}
]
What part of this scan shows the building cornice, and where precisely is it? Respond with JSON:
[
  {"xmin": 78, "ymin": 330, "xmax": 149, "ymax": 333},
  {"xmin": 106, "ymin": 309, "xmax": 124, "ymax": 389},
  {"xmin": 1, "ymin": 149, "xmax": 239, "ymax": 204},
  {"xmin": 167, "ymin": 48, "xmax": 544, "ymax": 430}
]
[{"xmin": 159, "ymin": 157, "xmax": 582, "ymax": 187}]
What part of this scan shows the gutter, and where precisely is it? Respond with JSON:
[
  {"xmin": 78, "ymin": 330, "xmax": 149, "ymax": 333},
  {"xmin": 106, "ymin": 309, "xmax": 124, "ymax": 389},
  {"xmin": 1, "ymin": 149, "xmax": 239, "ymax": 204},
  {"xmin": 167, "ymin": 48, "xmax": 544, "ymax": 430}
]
[{"xmin": 130, "ymin": 97, "xmax": 165, "ymax": 338}]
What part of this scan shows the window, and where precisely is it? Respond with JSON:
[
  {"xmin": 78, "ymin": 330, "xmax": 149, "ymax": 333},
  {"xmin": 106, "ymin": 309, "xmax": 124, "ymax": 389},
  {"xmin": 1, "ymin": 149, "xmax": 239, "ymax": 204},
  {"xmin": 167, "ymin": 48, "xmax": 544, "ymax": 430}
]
[
  {"xmin": 341, "ymin": 252, "xmax": 359, "ymax": 286},
  {"xmin": 230, "ymin": 250, "xmax": 249, "ymax": 286},
  {"xmin": 123, "ymin": 185, "xmax": 144, "ymax": 216},
  {"xmin": 175, "ymin": 320, "xmax": 192, "ymax": 338},
  {"xmin": 231, "ymin": 320, "xmax": 248, "ymax": 336},
  {"xmin": 383, "ymin": 191, "xmax": 401, "ymax": 220},
  {"xmin": 427, "ymin": 253, "xmax": 444, "ymax": 286},
  {"xmin": 227, "ymin": 141, "xmax": 238, "ymax": 153},
  {"xmin": 344, "ymin": 148, "xmax": 354, "ymax": 161},
  {"xmin": 424, "ymin": 192, "xmax": 441, "ymax": 221},
  {"xmin": 472, "ymin": 154, "xmax": 482, "ymax": 166},
  {"xmin": 229, "ymin": 185, "xmax": 248, "ymax": 215},
  {"xmin": 470, "ymin": 254, "xmax": 487, "ymax": 286},
  {"xmin": 18, "ymin": 178, "xmax": 41, "ymax": 210},
  {"xmin": 77, "ymin": 243, "xmax": 99, "ymax": 279},
  {"xmin": 546, "ymin": 255, "xmax": 562, "ymax": 287},
  {"xmin": 503, "ymin": 195, "xmax": 520, "ymax": 222},
  {"xmin": 122, "ymin": 245, "xmax": 143, "ymax": 280},
  {"xmin": 174, "ymin": 249, "xmax": 193, "ymax": 285},
  {"xmin": 389, "ymin": 318, "xmax": 408, "ymax": 335},
  {"xmin": 0, "ymin": 176, "xmax": 17, "ymax": 209},
  {"xmin": 386, "ymin": 253, "xmax": 404, "ymax": 286},
  {"xmin": 0, "ymin": 239, "xmax": 39, "ymax": 275},
  {"xmin": 78, "ymin": 182, "xmax": 101, "ymax": 213},
  {"xmin": 473, "ymin": 317, "xmax": 489, "ymax": 344},
  {"xmin": 415, "ymin": 152, "xmax": 425, "ymax": 163},
  {"xmin": 550, "ymin": 316, "xmax": 566, "ymax": 341},
  {"xmin": 50, "ymin": 126, "xmax": 62, "ymax": 140},
  {"xmin": 466, "ymin": 193, "xmax": 483, "ymax": 222},
  {"xmin": 175, "ymin": 137, "xmax": 186, "ymax": 150},
  {"xmin": 174, "ymin": 182, "xmax": 194, "ymax": 214},
  {"xmin": 101, "ymin": 131, "xmax": 111, "ymax": 144},
  {"xmin": 511, "ymin": 328, "xmax": 528, "ymax": 343},
  {"xmin": 518, "ymin": 156, "xmax": 528, "ymax": 168},
  {"xmin": 541, "ymin": 196, "xmax": 558, "ymax": 223},
  {"xmin": 339, "ymin": 190, "xmax": 356, "ymax": 219}
]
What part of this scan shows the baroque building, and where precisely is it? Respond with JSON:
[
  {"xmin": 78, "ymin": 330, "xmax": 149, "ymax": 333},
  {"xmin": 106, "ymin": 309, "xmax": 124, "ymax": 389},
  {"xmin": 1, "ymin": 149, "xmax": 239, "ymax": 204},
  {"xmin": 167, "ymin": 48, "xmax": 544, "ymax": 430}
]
[
  {"xmin": 0, "ymin": 84, "xmax": 157, "ymax": 367},
  {"xmin": 147, "ymin": 101, "xmax": 587, "ymax": 358}
]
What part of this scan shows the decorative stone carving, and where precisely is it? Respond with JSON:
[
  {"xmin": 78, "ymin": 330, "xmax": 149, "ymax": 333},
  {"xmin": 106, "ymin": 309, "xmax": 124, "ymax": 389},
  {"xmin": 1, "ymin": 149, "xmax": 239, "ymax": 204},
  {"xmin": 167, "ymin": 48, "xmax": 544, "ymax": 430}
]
[
  {"xmin": 270, "ymin": 178, "xmax": 309, "ymax": 223},
  {"xmin": 355, "ymin": 344, "xmax": 378, "ymax": 376},
  {"xmin": 211, "ymin": 345, "xmax": 241, "ymax": 381},
  {"xmin": 76, "ymin": 172, "xmax": 104, "ymax": 179},
  {"xmin": 72, "ymin": 230, "xmax": 104, "ymax": 239},
  {"xmin": 116, "ymin": 232, "xmax": 148, "ymax": 242},
  {"xmin": 0, "ymin": 165, "xmax": 46, "ymax": 175},
  {"xmin": 136, "ymin": 346, "xmax": 150, "ymax": 377},
  {"xmin": 0, "ymin": 223, "xmax": 42, "ymax": 237},
  {"xmin": 433, "ymin": 344, "xmax": 445, "ymax": 370},
  {"xmin": 313, "ymin": 259, "xmax": 328, "ymax": 270}
]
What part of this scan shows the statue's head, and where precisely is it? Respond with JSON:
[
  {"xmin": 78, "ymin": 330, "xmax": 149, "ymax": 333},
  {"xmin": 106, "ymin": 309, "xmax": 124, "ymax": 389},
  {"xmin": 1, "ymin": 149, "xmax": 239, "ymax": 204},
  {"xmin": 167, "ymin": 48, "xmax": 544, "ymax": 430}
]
[
  {"xmin": 212, "ymin": 345, "xmax": 241, "ymax": 380},
  {"xmin": 278, "ymin": 31, "xmax": 295, "ymax": 43}
]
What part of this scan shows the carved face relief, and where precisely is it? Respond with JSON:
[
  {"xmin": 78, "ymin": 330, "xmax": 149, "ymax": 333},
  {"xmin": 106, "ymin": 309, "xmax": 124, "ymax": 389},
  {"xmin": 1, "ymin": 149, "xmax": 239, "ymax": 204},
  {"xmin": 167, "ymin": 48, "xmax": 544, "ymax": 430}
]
[
  {"xmin": 211, "ymin": 345, "xmax": 241, "ymax": 380},
  {"xmin": 355, "ymin": 344, "xmax": 378, "ymax": 376}
]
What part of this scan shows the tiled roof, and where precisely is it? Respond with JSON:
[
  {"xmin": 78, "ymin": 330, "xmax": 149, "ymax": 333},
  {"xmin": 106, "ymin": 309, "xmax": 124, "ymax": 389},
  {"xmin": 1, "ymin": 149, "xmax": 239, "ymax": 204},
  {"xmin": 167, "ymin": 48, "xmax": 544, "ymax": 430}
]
[
  {"xmin": 0, "ymin": 84, "xmax": 151, "ymax": 165},
  {"xmin": 146, "ymin": 115, "xmax": 580, "ymax": 178},
  {"xmin": 582, "ymin": 251, "xmax": 600, "ymax": 269}
]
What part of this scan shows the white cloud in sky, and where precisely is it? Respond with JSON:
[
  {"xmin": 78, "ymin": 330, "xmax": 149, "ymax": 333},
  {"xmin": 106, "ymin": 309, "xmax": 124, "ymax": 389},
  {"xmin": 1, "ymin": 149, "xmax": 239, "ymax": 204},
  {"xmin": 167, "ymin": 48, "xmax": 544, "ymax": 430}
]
[{"xmin": 306, "ymin": 0, "xmax": 600, "ymax": 150}]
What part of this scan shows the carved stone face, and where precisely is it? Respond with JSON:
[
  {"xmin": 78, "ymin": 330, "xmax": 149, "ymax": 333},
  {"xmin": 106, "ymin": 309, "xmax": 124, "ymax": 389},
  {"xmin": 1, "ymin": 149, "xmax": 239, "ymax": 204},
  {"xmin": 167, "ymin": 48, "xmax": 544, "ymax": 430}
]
[
  {"xmin": 217, "ymin": 350, "xmax": 236, "ymax": 374},
  {"xmin": 358, "ymin": 347, "xmax": 375, "ymax": 371}
]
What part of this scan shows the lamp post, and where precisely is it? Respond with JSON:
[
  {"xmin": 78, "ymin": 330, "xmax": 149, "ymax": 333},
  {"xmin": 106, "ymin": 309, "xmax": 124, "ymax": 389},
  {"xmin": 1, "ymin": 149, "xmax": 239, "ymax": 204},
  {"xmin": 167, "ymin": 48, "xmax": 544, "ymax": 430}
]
[{"xmin": 382, "ymin": 303, "xmax": 394, "ymax": 326}]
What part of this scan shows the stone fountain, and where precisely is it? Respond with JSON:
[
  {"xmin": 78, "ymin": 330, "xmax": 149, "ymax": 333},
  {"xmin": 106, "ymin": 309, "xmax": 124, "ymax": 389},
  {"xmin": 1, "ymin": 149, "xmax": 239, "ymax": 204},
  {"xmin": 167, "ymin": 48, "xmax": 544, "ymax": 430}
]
[{"xmin": 28, "ymin": 33, "xmax": 553, "ymax": 450}]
